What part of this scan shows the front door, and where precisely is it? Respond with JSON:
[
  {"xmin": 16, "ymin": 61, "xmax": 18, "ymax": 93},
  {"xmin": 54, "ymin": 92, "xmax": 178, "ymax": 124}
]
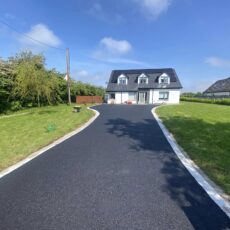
[{"xmin": 138, "ymin": 92, "xmax": 147, "ymax": 104}]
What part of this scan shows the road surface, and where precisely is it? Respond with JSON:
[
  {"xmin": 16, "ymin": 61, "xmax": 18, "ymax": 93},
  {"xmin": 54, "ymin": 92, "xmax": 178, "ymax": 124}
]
[{"xmin": 0, "ymin": 105, "xmax": 229, "ymax": 229}]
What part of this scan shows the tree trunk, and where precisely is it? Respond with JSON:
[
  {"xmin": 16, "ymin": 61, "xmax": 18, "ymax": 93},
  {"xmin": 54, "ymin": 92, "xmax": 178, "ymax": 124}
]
[{"xmin": 37, "ymin": 93, "xmax": 40, "ymax": 107}]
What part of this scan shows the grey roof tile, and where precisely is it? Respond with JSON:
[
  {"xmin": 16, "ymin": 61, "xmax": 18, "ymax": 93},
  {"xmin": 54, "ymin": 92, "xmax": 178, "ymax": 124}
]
[
  {"xmin": 204, "ymin": 77, "xmax": 230, "ymax": 93},
  {"xmin": 106, "ymin": 68, "xmax": 182, "ymax": 92}
]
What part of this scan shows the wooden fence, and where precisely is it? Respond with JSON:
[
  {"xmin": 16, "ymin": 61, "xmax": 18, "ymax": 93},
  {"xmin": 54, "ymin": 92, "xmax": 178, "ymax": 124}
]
[{"xmin": 76, "ymin": 96, "xmax": 103, "ymax": 104}]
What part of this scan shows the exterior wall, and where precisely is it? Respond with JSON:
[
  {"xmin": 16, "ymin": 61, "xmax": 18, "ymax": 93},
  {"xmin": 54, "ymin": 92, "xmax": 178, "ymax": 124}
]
[
  {"xmin": 114, "ymin": 92, "xmax": 129, "ymax": 103},
  {"xmin": 204, "ymin": 92, "xmax": 230, "ymax": 97},
  {"xmin": 115, "ymin": 92, "xmax": 122, "ymax": 103},
  {"xmin": 215, "ymin": 92, "xmax": 230, "ymax": 96},
  {"xmin": 149, "ymin": 90, "xmax": 153, "ymax": 104},
  {"xmin": 152, "ymin": 89, "xmax": 180, "ymax": 104},
  {"xmin": 107, "ymin": 92, "xmax": 137, "ymax": 104},
  {"xmin": 107, "ymin": 89, "xmax": 180, "ymax": 104}
]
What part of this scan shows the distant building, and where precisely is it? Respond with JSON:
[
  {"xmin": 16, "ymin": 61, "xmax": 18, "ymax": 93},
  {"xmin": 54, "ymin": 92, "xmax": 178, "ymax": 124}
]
[
  {"xmin": 106, "ymin": 68, "xmax": 182, "ymax": 104},
  {"xmin": 203, "ymin": 77, "xmax": 230, "ymax": 97}
]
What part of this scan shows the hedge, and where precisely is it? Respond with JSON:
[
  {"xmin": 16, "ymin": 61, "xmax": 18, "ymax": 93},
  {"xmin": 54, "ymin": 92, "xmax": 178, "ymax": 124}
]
[{"xmin": 180, "ymin": 97, "xmax": 230, "ymax": 106}]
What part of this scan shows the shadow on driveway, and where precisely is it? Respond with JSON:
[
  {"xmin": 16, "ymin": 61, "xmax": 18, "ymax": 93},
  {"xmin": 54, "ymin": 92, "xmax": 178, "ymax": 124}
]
[{"xmin": 105, "ymin": 115, "xmax": 230, "ymax": 229}]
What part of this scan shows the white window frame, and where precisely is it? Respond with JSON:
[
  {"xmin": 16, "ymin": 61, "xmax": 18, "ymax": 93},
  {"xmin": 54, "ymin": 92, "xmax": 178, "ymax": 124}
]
[
  {"xmin": 128, "ymin": 92, "xmax": 136, "ymax": 101},
  {"xmin": 159, "ymin": 91, "xmax": 169, "ymax": 100},
  {"xmin": 159, "ymin": 73, "xmax": 170, "ymax": 84},
  {"xmin": 138, "ymin": 73, "xmax": 148, "ymax": 84},
  {"xmin": 117, "ymin": 74, "xmax": 128, "ymax": 85}
]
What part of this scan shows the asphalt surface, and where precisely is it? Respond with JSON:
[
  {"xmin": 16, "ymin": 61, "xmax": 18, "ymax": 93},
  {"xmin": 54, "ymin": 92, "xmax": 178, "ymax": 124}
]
[{"xmin": 0, "ymin": 104, "xmax": 229, "ymax": 230}]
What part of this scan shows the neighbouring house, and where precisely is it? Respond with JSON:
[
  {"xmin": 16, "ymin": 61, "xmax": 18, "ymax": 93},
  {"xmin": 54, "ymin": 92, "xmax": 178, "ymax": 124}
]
[
  {"xmin": 203, "ymin": 77, "xmax": 230, "ymax": 97},
  {"xmin": 106, "ymin": 68, "xmax": 182, "ymax": 104}
]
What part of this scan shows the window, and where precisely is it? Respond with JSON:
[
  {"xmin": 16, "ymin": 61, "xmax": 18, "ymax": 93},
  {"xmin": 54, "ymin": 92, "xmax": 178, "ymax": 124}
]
[
  {"xmin": 140, "ymin": 78, "xmax": 147, "ymax": 84},
  {"xmin": 159, "ymin": 73, "xmax": 170, "ymax": 84},
  {"xmin": 118, "ymin": 77, "xmax": 127, "ymax": 85},
  {"xmin": 117, "ymin": 74, "xmax": 128, "ymax": 85},
  {"xmin": 110, "ymin": 93, "xmax": 115, "ymax": 99},
  {"xmin": 128, "ymin": 92, "xmax": 136, "ymax": 100},
  {"xmin": 160, "ymin": 77, "xmax": 169, "ymax": 84},
  {"xmin": 138, "ymin": 74, "xmax": 148, "ymax": 84},
  {"xmin": 159, "ymin": 92, "xmax": 169, "ymax": 100}
]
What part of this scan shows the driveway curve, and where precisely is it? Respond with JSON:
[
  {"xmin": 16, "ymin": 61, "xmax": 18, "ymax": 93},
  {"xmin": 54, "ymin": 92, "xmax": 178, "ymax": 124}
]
[{"xmin": 0, "ymin": 104, "xmax": 229, "ymax": 230}]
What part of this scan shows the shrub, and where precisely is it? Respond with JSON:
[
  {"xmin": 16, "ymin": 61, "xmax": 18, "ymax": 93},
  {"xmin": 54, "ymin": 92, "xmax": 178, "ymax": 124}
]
[
  {"xmin": 10, "ymin": 101, "xmax": 23, "ymax": 111},
  {"xmin": 180, "ymin": 97, "xmax": 230, "ymax": 106}
]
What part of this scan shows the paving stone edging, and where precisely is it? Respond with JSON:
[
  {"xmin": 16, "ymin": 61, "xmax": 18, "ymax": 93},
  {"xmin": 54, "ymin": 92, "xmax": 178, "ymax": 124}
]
[
  {"xmin": 0, "ymin": 107, "xmax": 100, "ymax": 180},
  {"xmin": 152, "ymin": 106, "xmax": 230, "ymax": 219}
]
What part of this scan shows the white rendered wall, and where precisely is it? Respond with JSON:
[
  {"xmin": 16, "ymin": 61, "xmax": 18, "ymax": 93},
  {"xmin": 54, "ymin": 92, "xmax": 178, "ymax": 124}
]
[
  {"xmin": 114, "ymin": 92, "xmax": 129, "ymax": 104},
  {"xmin": 115, "ymin": 92, "xmax": 121, "ymax": 103},
  {"xmin": 121, "ymin": 92, "xmax": 129, "ymax": 103},
  {"xmin": 152, "ymin": 89, "xmax": 180, "ymax": 104},
  {"xmin": 149, "ymin": 90, "xmax": 153, "ymax": 104},
  {"xmin": 108, "ymin": 90, "xmax": 181, "ymax": 104},
  {"xmin": 213, "ymin": 92, "xmax": 230, "ymax": 96}
]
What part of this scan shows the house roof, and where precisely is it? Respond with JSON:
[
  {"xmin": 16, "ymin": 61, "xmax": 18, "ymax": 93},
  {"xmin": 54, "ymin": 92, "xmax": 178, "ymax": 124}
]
[
  {"xmin": 203, "ymin": 77, "xmax": 230, "ymax": 93},
  {"xmin": 106, "ymin": 68, "xmax": 182, "ymax": 92}
]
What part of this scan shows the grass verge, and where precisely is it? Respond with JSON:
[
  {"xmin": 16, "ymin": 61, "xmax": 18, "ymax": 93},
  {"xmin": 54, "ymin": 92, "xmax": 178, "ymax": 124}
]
[
  {"xmin": 0, "ymin": 104, "xmax": 95, "ymax": 171},
  {"xmin": 156, "ymin": 102, "xmax": 230, "ymax": 195}
]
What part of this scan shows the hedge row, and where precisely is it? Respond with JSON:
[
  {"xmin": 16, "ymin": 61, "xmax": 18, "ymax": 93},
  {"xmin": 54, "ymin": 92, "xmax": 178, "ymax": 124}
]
[{"xmin": 180, "ymin": 97, "xmax": 230, "ymax": 106}]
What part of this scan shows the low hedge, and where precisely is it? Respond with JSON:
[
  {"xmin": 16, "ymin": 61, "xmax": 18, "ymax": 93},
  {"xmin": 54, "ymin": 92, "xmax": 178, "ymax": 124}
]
[{"xmin": 180, "ymin": 97, "xmax": 230, "ymax": 106}]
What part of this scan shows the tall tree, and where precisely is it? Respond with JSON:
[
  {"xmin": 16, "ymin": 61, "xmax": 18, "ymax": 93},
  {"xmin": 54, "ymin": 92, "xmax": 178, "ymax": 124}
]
[{"xmin": 13, "ymin": 52, "xmax": 54, "ymax": 106}]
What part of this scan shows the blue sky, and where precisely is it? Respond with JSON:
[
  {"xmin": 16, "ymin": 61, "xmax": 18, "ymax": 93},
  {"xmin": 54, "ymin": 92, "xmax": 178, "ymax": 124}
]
[{"xmin": 1, "ymin": 0, "xmax": 230, "ymax": 92}]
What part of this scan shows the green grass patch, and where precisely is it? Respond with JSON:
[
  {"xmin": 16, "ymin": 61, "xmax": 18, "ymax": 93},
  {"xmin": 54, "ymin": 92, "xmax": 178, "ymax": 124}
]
[
  {"xmin": 156, "ymin": 102, "xmax": 230, "ymax": 195},
  {"xmin": 0, "ymin": 104, "xmax": 94, "ymax": 171}
]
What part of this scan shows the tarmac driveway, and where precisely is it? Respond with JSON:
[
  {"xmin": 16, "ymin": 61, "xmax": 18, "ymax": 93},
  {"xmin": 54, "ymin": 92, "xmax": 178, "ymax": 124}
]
[{"xmin": 0, "ymin": 104, "xmax": 229, "ymax": 230}]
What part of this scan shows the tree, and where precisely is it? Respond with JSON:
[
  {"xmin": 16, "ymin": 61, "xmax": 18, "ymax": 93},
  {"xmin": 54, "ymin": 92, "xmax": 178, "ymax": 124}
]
[
  {"xmin": 0, "ymin": 51, "xmax": 105, "ymax": 113},
  {"xmin": 0, "ymin": 59, "xmax": 15, "ymax": 112},
  {"xmin": 13, "ymin": 52, "xmax": 56, "ymax": 106}
]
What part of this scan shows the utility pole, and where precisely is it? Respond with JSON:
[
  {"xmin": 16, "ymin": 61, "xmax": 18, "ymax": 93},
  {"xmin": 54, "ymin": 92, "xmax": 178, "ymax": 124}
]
[{"xmin": 66, "ymin": 48, "xmax": 71, "ymax": 105}]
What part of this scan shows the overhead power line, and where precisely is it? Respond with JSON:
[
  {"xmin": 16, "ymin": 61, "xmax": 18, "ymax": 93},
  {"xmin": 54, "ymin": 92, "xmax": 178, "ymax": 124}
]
[{"xmin": 0, "ymin": 20, "xmax": 65, "ymax": 52}]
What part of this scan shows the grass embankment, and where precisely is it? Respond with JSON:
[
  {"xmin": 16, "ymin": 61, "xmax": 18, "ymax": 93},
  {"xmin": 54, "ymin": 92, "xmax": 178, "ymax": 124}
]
[
  {"xmin": 0, "ymin": 104, "xmax": 94, "ymax": 171},
  {"xmin": 156, "ymin": 102, "xmax": 230, "ymax": 195}
]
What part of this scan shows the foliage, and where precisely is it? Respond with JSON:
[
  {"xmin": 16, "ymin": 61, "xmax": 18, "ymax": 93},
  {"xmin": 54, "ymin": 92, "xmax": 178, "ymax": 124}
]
[
  {"xmin": 0, "ymin": 59, "xmax": 15, "ymax": 112},
  {"xmin": 180, "ymin": 97, "xmax": 230, "ymax": 106},
  {"xmin": 156, "ymin": 102, "xmax": 230, "ymax": 195},
  {"xmin": 181, "ymin": 92, "xmax": 203, "ymax": 97},
  {"xmin": 0, "ymin": 51, "xmax": 105, "ymax": 113}
]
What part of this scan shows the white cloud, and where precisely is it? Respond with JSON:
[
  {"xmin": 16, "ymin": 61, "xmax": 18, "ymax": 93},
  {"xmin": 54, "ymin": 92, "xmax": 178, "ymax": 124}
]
[
  {"xmin": 136, "ymin": 0, "xmax": 172, "ymax": 18},
  {"xmin": 88, "ymin": 3, "xmax": 104, "ymax": 20},
  {"xmin": 19, "ymin": 24, "xmax": 62, "ymax": 48},
  {"xmin": 88, "ymin": 3, "xmax": 125, "ymax": 24},
  {"xmin": 92, "ymin": 37, "xmax": 146, "ymax": 66},
  {"xmin": 77, "ymin": 70, "xmax": 89, "ymax": 77},
  {"xmin": 101, "ymin": 58, "xmax": 145, "ymax": 65},
  {"xmin": 100, "ymin": 37, "xmax": 132, "ymax": 55},
  {"xmin": 205, "ymin": 56, "xmax": 230, "ymax": 68}
]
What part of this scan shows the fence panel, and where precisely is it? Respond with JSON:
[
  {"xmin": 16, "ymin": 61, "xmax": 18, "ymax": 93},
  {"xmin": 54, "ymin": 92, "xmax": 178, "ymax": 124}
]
[{"xmin": 76, "ymin": 96, "xmax": 103, "ymax": 104}]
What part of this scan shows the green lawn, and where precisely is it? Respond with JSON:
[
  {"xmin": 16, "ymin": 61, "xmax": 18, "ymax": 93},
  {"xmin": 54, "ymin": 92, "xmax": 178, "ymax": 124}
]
[
  {"xmin": 0, "ymin": 104, "xmax": 94, "ymax": 171},
  {"xmin": 156, "ymin": 102, "xmax": 230, "ymax": 195}
]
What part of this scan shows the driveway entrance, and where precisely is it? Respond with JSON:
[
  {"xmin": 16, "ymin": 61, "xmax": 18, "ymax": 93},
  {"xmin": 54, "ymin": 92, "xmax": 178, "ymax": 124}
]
[{"xmin": 0, "ymin": 105, "xmax": 229, "ymax": 229}]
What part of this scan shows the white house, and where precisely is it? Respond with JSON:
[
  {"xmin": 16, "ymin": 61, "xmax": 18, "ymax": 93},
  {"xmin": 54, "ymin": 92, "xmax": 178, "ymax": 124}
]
[
  {"xmin": 203, "ymin": 77, "xmax": 230, "ymax": 97},
  {"xmin": 106, "ymin": 68, "xmax": 182, "ymax": 104}
]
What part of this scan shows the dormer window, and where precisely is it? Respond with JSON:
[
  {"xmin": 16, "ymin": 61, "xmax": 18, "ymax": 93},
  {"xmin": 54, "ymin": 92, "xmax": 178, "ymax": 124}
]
[
  {"xmin": 138, "ymin": 73, "xmax": 148, "ymax": 84},
  {"xmin": 159, "ymin": 73, "xmax": 170, "ymax": 84},
  {"xmin": 117, "ymin": 74, "xmax": 128, "ymax": 85},
  {"xmin": 119, "ymin": 77, "xmax": 127, "ymax": 85}
]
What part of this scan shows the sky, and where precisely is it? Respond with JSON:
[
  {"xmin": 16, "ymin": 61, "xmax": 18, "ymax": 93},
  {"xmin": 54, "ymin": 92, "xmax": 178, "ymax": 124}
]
[{"xmin": 1, "ymin": 0, "xmax": 230, "ymax": 92}]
